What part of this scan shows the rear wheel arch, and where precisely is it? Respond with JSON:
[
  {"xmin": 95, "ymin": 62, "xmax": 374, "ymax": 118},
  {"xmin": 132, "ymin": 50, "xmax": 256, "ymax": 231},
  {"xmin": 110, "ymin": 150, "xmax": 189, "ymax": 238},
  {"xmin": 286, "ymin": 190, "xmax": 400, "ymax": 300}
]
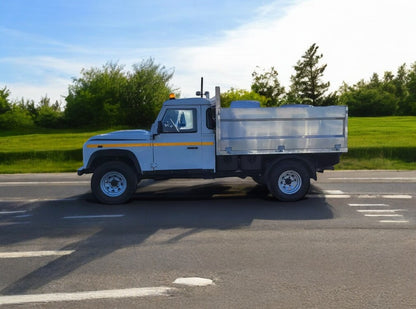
[{"xmin": 263, "ymin": 156, "xmax": 316, "ymax": 181}]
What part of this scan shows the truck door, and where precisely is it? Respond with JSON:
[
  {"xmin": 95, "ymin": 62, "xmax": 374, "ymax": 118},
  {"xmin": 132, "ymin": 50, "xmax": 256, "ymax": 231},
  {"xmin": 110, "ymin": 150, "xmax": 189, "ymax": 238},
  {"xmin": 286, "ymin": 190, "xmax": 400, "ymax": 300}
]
[{"xmin": 153, "ymin": 107, "xmax": 204, "ymax": 171}]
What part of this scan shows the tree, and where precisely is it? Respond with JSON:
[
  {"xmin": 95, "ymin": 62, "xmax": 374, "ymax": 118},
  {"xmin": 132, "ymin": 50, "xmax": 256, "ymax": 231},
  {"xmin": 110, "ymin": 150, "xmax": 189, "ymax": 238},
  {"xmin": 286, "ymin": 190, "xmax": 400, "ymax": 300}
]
[
  {"xmin": 121, "ymin": 58, "xmax": 174, "ymax": 127},
  {"xmin": 402, "ymin": 62, "xmax": 416, "ymax": 115},
  {"xmin": 338, "ymin": 86, "xmax": 397, "ymax": 116},
  {"xmin": 34, "ymin": 95, "xmax": 64, "ymax": 128},
  {"xmin": 64, "ymin": 59, "xmax": 174, "ymax": 128},
  {"xmin": 65, "ymin": 62, "xmax": 127, "ymax": 128},
  {"xmin": 251, "ymin": 67, "xmax": 285, "ymax": 106},
  {"xmin": 287, "ymin": 43, "xmax": 330, "ymax": 105},
  {"xmin": 338, "ymin": 74, "xmax": 399, "ymax": 116},
  {"xmin": 0, "ymin": 86, "xmax": 12, "ymax": 114}
]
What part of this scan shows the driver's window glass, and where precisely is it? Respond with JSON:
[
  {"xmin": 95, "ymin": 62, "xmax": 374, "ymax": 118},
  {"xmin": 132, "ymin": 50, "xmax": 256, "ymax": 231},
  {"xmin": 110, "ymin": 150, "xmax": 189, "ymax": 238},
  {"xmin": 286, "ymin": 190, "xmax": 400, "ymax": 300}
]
[{"xmin": 161, "ymin": 108, "xmax": 197, "ymax": 133}]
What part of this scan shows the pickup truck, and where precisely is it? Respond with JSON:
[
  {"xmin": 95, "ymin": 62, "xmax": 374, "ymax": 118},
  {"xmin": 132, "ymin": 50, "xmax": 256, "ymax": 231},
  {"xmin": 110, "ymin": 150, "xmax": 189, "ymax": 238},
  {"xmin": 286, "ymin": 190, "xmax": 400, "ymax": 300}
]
[{"xmin": 78, "ymin": 87, "xmax": 348, "ymax": 204}]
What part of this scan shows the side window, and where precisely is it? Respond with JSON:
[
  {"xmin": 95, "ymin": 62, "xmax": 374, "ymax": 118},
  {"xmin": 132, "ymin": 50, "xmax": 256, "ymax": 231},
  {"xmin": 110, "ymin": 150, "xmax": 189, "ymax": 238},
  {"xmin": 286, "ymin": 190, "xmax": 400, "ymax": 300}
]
[
  {"xmin": 206, "ymin": 107, "xmax": 216, "ymax": 129},
  {"xmin": 161, "ymin": 108, "xmax": 197, "ymax": 133}
]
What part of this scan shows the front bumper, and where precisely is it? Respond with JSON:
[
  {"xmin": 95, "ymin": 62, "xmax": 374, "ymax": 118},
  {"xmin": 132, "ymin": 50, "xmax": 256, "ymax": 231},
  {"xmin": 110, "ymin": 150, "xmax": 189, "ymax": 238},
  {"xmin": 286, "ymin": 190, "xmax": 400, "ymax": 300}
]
[{"xmin": 77, "ymin": 167, "xmax": 87, "ymax": 176}]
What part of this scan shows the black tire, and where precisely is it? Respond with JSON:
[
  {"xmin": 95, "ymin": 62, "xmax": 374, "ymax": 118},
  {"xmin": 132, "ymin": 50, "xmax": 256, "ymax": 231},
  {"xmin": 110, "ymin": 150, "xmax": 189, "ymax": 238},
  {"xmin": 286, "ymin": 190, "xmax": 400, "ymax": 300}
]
[
  {"xmin": 91, "ymin": 161, "xmax": 138, "ymax": 204},
  {"xmin": 267, "ymin": 160, "xmax": 310, "ymax": 202}
]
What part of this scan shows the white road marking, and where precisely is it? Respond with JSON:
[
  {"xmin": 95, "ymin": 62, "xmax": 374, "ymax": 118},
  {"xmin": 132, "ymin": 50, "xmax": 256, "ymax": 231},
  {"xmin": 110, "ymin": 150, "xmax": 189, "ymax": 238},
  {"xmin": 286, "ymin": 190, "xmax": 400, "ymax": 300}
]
[
  {"xmin": 173, "ymin": 277, "xmax": 214, "ymax": 286},
  {"xmin": 364, "ymin": 214, "xmax": 403, "ymax": 217},
  {"xmin": 307, "ymin": 194, "xmax": 351, "ymax": 199},
  {"xmin": 0, "ymin": 181, "xmax": 90, "ymax": 186},
  {"xmin": 309, "ymin": 193, "xmax": 412, "ymax": 199},
  {"xmin": 356, "ymin": 209, "xmax": 407, "ymax": 213},
  {"xmin": 329, "ymin": 177, "xmax": 416, "ymax": 181},
  {"xmin": 382, "ymin": 195, "xmax": 412, "ymax": 199},
  {"xmin": 323, "ymin": 190, "xmax": 345, "ymax": 194},
  {"xmin": 0, "ymin": 198, "xmax": 80, "ymax": 202},
  {"xmin": 0, "ymin": 250, "xmax": 74, "ymax": 258},
  {"xmin": 0, "ymin": 210, "xmax": 27, "ymax": 215},
  {"xmin": 379, "ymin": 220, "xmax": 409, "ymax": 223},
  {"xmin": 325, "ymin": 194, "xmax": 351, "ymax": 198},
  {"xmin": 0, "ymin": 287, "xmax": 174, "ymax": 305},
  {"xmin": 63, "ymin": 215, "xmax": 124, "ymax": 219},
  {"xmin": 357, "ymin": 194, "xmax": 413, "ymax": 199},
  {"xmin": 348, "ymin": 203, "xmax": 389, "ymax": 207}
]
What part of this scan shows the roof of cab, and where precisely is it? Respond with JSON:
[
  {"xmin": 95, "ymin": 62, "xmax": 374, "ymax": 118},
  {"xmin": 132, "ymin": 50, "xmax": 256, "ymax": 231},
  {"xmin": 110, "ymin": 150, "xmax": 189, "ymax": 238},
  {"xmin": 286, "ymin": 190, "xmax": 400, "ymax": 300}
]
[{"xmin": 163, "ymin": 97, "xmax": 211, "ymax": 107}]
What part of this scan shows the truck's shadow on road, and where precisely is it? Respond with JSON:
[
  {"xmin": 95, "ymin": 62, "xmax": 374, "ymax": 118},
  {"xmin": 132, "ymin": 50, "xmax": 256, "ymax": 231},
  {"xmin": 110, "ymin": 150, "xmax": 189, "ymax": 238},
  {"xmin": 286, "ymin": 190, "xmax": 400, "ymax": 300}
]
[{"xmin": 0, "ymin": 182, "xmax": 332, "ymax": 295}]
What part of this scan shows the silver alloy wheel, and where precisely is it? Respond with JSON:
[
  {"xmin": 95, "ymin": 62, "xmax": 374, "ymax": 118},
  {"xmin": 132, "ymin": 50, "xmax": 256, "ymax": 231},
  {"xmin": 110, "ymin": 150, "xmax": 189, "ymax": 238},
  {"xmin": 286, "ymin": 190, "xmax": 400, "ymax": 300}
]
[
  {"xmin": 100, "ymin": 171, "xmax": 127, "ymax": 197},
  {"xmin": 278, "ymin": 170, "xmax": 302, "ymax": 195}
]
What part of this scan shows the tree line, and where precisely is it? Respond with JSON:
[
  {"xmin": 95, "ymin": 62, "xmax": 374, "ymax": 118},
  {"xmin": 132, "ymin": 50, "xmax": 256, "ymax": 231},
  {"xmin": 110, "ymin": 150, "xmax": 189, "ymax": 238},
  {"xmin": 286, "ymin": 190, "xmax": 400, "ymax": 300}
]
[
  {"xmin": 0, "ymin": 59, "xmax": 174, "ymax": 130},
  {"xmin": 223, "ymin": 43, "xmax": 416, "ymax": 116},
  {"xmin": 1, "ymin": 45, "xmax": 416, "ymax": 130}
]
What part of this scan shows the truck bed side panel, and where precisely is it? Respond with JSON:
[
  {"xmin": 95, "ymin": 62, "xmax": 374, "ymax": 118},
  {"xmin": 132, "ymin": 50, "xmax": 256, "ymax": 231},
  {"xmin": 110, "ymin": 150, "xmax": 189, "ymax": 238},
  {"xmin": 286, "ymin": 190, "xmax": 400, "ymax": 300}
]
[{"xmin": 216, "ymin": 106, "xmax": 348, "ymax": 155}]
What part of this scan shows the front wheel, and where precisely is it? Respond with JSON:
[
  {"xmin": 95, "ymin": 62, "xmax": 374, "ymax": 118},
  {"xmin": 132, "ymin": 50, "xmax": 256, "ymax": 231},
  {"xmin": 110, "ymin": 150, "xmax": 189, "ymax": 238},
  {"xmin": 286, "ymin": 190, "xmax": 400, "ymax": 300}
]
[
  {"xmin": 91, "ymin": 161, "xmax": 138, "ymax": 204},
  {"xmin": 267, "ymin": 161, "xmax": 310, "ymax": 202}
]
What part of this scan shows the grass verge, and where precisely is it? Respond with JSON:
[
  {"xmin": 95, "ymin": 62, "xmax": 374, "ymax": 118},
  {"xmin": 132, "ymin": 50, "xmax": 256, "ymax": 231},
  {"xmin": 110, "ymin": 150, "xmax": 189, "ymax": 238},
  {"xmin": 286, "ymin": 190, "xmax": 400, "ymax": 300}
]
[{"xmin": 0, "ymin": 117, "xmax": 415, "ymax": 173}]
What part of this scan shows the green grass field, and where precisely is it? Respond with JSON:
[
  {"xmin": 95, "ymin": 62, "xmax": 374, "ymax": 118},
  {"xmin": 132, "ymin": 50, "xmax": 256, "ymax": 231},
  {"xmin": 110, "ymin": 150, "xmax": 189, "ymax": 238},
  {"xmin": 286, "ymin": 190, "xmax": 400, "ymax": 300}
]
[
  {"xmin": 0, "ymin": 117, "xmax": 415, "ymax": 173},
  {"xmin": 339, "ymin": 116, "xmax": 416, "ymax": 169}
]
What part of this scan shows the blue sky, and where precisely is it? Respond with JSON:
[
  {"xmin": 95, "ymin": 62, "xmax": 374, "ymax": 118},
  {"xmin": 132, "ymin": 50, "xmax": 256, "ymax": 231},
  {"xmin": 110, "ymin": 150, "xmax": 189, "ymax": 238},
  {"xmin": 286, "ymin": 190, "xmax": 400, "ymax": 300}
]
[{"xmin": 1, "ymin": 0, "xmax": 416, "ymax": 103}]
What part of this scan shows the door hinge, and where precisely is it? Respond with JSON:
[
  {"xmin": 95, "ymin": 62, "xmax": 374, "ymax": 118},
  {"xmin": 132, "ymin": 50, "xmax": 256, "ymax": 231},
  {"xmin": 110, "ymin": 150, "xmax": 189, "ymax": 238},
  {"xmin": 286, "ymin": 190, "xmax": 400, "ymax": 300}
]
[{"xmin": 151, "ymin": 162, "xmax": 158, "ymax": 169}]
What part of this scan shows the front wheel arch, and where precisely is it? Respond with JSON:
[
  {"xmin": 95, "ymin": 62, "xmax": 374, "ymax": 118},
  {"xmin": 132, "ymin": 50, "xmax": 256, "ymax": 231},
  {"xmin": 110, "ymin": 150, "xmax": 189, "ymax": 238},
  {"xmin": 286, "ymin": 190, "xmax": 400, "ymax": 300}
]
[{"xmin": 86, "ymin": 149, "xmax": 142, "ymax": 179}]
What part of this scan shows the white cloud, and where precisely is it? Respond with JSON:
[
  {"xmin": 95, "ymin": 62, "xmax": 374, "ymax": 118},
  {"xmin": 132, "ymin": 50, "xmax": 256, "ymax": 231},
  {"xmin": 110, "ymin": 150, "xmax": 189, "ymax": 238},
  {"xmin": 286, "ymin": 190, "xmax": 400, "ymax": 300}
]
[
  {"xmin": 1, "ymin": 56, "xmax": 93, "ymax": 103},
  {"xmin": 171, "ymin": 0, "xmax": 416, "ymax": 97},
  {"xmin": 3, "ymin": 0, "xmax": 416, "ymax": 102},
  {"xmin": 7, "ymin": 81, "xmax": 66, "ymax": 103}
]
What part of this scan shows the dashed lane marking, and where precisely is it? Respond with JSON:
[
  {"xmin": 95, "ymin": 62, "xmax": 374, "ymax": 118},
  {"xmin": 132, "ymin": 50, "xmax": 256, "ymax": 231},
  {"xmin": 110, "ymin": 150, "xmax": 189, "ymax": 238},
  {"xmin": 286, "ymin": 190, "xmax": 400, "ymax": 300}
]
[
  {"xmin": 349, "ymin": 203, "xmax": 411, "ymax": 224},
  {"xmin": 0, "ymin": 250, "xmax": 74, "ymax": 258},
  {"xmin": 0, "ymin": 210, "xmax": 27, "ymax": 215},
  {"xmin": 348, "ymin": 204, "xmax": 389, "ymax": 207},
  {"xmin": 355, "ymin": 209, "xmax": 407, "ymax": 213},
  {"xmin": 0, "ymin": 198, "xmax": 81, "ymax": 202},
  {"xmin": 0, "ymin": 181, "xmax": 90, "ymax": 186},
  {"xmin": 379, "ymin": 220, "xmax": 410, "ymax": 223},
  {"xmin": 173, "ymin": 277, "xmax": 214, "ymax": 287},
  {"xmin": 63, "ymin": 214, "xmax": 125, "ymax": 219},
  {"xmin": 323, "ymin": 190, "xmax": 345, "ymax": 194},
  {"xmin": 382, "ymin": 195, "xmax": 412, "ymax": 199},
  {"xmin": 307, "ymin": 194, "xmax": 351, "ymax": 199},
  {"xmin": 328, "ymin": 177, "xmax": 416, "ymax": 181},
  {"xmin": 0, "ymin": 287, "xmax": 174, "ymax": 305},
  {"xmin": 364, "ymin": 214, "xmax": 403, "ymax": 217}
]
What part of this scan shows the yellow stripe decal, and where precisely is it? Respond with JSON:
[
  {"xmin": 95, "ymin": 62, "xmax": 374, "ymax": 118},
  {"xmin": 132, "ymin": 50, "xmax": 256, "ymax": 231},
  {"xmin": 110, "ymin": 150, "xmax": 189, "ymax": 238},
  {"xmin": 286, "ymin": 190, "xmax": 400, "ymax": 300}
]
[{"xmin": 87, "ymin": 142, "xmax": 214, "ymax": 148}]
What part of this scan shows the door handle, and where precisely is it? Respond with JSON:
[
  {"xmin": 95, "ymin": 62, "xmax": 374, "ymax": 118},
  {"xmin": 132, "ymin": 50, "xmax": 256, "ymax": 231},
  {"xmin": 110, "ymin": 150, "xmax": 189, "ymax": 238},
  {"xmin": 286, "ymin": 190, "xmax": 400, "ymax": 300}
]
[{"xmin": 187, "ymin": 146, "xmax": 199, "ymax": 149}]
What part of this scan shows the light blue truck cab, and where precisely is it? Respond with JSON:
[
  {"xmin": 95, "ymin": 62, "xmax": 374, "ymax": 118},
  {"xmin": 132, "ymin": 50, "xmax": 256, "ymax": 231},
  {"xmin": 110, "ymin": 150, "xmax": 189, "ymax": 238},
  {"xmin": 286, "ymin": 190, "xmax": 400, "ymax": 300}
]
[{"xmin": 78, "ymin": 87, "xmax": 348, "ymax": 204}]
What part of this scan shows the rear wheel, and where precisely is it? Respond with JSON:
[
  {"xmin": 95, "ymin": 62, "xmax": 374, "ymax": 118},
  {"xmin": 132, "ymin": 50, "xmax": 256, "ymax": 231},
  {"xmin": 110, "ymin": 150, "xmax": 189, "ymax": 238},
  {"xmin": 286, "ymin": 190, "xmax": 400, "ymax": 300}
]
[
  {"xmin": 267, "ymin": 161, "xmax": 310, "ymax": 202},
  {"xmin": 91, "ymin": 161, "xmax": 138, "ymax": 204}
]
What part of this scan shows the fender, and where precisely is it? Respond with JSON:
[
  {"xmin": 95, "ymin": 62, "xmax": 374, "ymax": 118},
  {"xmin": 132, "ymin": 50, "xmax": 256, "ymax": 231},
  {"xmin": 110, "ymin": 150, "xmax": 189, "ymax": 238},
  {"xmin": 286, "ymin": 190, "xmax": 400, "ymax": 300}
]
[
  {"xmin": 264, "ymin": 155, "xmax": 317, "ymax": 181},
  {"xmin": 83, "ymin": 149, "xmax": 142, "ymax": 177}
]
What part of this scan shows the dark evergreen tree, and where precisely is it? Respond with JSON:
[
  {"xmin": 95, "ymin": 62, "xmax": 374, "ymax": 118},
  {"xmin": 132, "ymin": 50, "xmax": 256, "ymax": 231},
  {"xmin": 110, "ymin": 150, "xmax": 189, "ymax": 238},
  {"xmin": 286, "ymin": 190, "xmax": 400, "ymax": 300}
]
[{"xmin": 287, "ymin": 43, "xmax": 330, "ymax": 105}]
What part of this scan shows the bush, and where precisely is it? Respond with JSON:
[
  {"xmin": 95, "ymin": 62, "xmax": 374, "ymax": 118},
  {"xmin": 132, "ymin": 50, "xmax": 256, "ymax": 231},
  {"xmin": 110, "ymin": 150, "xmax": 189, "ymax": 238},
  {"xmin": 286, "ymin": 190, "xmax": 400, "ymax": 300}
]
[
  {"xmin": 35, "ymin": 106, "xmax": 64, "ymax": 128},
  {"xmin": 0, "ymin": 107, "xmax": 34, "ymax": 129},
  {"xmin": 220, "ymin": 88, "xmax": 268, "ymax": 107},
  {"xmin": 339, "ymin": 87, "xmax": 398, "ymax": 116}
]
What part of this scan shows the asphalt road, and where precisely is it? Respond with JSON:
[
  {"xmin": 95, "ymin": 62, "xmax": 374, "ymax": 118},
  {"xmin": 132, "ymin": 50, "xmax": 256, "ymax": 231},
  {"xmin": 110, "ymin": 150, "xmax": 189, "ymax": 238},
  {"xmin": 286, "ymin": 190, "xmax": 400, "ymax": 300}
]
[{"xmin": 0, "ymin": 171, "xmax": 415, "ymax": 308}]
